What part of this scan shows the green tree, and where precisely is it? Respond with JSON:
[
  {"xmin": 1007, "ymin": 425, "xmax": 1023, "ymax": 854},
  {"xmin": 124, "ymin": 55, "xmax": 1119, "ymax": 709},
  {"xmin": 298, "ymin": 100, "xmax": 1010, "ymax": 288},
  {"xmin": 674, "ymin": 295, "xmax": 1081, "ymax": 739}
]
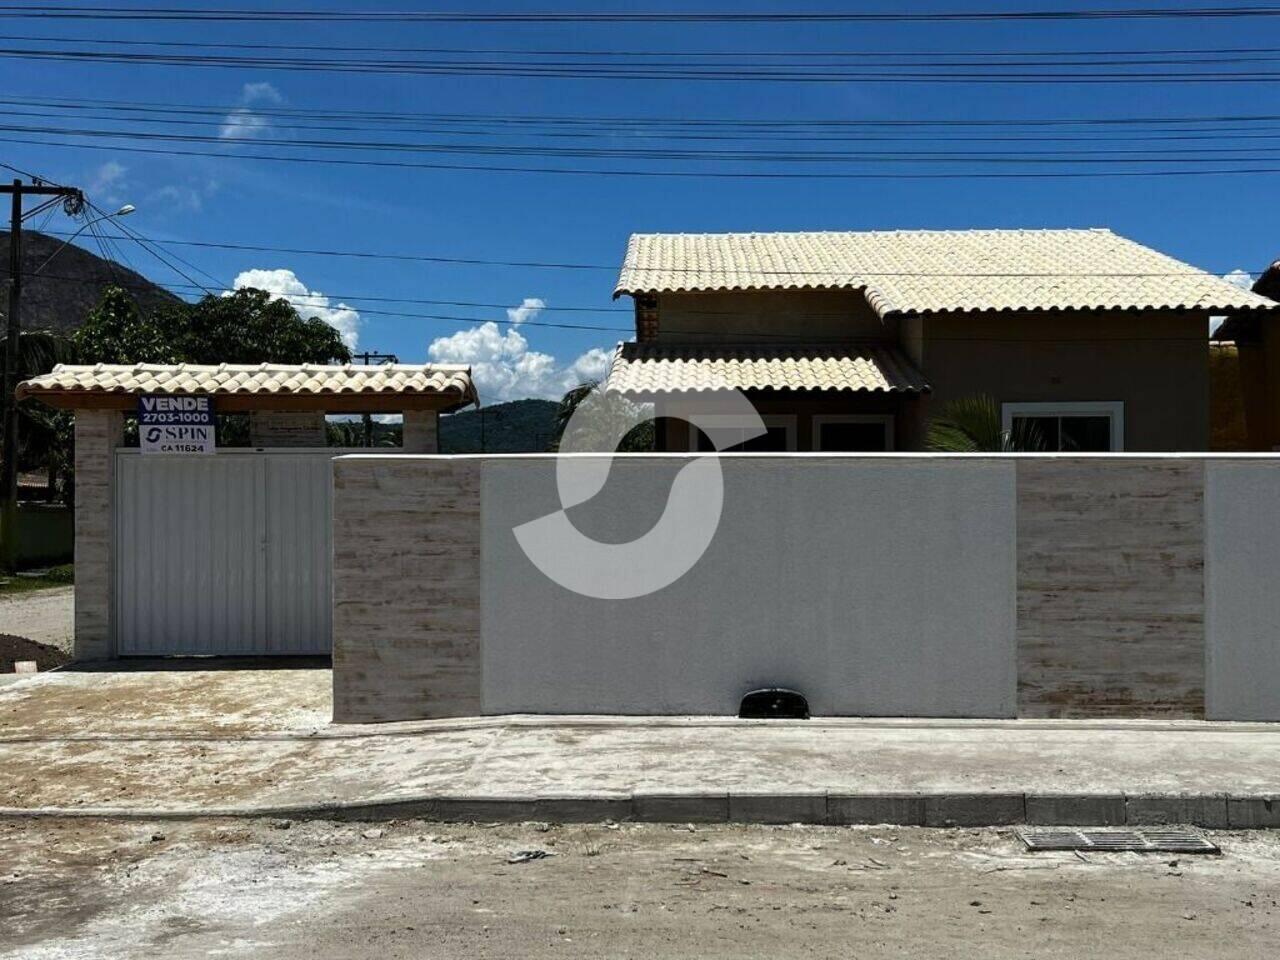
[
  {"xmin": 178, "ymin": 288, "xmax": 351, "ymax": 365},
  {"xmin": 75, "ymin": 285, "xmax": 352, "ymax": 367},
  {"xmin": 0, "ymin": 330, "xmax": 78, "ymax": 497},
  {"xmin": 73, "ymin": 286, "xmax": 179, "ymax": 365}
]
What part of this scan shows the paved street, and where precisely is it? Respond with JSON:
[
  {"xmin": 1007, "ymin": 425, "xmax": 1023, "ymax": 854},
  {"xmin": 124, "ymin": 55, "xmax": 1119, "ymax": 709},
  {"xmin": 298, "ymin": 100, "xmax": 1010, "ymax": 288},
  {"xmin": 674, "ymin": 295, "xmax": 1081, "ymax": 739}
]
[{"xmin": 2, "ymin": 818, "xmax": 1276, "ymax": 959}]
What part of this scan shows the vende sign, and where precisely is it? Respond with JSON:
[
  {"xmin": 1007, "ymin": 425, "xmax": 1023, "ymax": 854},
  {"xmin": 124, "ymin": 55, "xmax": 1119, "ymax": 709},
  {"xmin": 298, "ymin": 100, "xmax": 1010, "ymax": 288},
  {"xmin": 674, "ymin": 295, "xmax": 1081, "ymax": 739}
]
[{"xmin": 138, "ymin": 395, "xmax": 216, "ymax": 455}]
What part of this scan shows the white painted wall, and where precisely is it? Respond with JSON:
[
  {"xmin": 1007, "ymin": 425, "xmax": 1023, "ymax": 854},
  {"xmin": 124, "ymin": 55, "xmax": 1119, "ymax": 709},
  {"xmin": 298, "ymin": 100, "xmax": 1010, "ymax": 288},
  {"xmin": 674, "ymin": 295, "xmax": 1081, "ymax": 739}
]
[
  {"xmin": 1205, "ymin": 460, "xmax": 1280, "ymax": 720},
  {"xmin": 481, "ymin": 457, "xmax": 1018, "ymax": 717}
]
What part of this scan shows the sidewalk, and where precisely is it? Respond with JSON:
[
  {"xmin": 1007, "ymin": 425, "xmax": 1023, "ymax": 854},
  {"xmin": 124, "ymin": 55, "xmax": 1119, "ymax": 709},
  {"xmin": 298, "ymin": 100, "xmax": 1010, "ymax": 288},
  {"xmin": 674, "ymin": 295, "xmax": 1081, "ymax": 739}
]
[{"xmin": 2, "ymin": 669, "xmax": 1279, "ymax": 826}]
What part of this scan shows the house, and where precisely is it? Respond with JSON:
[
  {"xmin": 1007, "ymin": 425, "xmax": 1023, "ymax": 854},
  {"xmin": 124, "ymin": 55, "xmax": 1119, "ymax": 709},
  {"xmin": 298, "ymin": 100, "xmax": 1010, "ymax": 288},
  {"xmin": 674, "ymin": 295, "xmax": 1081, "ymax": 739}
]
[
  {"xmin": 1213, "ymin": 259, "xmax": 1280, "ymax": 449},
  {"xmin": 605, "ymin": 229, "xmax": 1279, "ymax": 452}
]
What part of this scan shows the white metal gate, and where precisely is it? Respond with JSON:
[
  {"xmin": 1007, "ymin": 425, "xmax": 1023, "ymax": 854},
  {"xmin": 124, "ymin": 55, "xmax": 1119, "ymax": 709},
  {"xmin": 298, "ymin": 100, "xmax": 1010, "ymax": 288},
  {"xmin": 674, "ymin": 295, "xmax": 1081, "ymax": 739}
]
[{"xmin": 114, "ymin": 451, "xmax": 333, "ymax": 655}]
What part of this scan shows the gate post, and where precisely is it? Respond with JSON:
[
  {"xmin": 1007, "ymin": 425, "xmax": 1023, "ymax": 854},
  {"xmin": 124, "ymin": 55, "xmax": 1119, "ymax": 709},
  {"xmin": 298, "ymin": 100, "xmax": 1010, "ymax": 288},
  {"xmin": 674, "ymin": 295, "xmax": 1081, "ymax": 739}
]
[{"xmin": 73, "ymin": 409, "xmax": 124, "ymax": 661}]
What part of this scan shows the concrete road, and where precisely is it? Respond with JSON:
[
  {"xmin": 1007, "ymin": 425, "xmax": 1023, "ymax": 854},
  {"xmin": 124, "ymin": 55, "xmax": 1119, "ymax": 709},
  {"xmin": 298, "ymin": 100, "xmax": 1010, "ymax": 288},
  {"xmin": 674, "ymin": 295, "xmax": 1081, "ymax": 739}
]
[{"xmin": 1, "ymin": 818, "xmax": 1276, "ymax": 959}]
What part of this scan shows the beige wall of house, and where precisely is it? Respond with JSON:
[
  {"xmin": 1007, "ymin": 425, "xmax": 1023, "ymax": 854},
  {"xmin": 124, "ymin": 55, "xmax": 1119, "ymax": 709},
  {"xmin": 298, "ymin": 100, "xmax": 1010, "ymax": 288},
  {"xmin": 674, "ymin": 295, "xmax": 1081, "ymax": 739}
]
[
  {"xmin": 653, "ymin": 289, "xmax": 896, "ymax": 343},
  {"xmin": 640, "ymin": 296, "xmax": 1211, "ymax": 453},
  {"xmin": 915, "ymin": 310, "xmax": 1211, "ymax": 452}
]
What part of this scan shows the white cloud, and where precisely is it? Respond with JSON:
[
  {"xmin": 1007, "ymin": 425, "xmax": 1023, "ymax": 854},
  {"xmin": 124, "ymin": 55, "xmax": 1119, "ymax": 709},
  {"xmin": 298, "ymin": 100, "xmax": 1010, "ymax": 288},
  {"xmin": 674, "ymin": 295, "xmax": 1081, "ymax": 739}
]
[
  {"xmin": 241, "ymin": 82, "xmax": 283, "ymax": 105},
  {"xmin": 87, "ymin": 161, "xmax": 127, "ymax": 204},
  {"xmin": 148, "ymin": 180, "xmax": 219, "ymax": 213},
  {"xmin": 506, "ymin": 297, "xmax": 546, "ymax": 325},
  {"xmin": 427, "ymin": 297, "xmax": 613, "ymax": 402},
  {"xmin": 1210, "ymin": 268, "xmax": 1255, "ymax": 336},
  {"xmin": 220, "ymin": 82, "xmax": 284, "ymax": 140},
  {"xmin": 230, "ymin": 268, "xmax": 360, "ymax": 349}
]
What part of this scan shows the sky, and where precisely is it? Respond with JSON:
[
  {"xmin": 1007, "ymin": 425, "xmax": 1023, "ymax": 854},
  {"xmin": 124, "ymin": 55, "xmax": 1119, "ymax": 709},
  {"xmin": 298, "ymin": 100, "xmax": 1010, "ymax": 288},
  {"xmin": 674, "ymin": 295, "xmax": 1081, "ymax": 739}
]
[{"xmin": 3, "ymin": 0, "xmax": 1278, "ymax": 403}]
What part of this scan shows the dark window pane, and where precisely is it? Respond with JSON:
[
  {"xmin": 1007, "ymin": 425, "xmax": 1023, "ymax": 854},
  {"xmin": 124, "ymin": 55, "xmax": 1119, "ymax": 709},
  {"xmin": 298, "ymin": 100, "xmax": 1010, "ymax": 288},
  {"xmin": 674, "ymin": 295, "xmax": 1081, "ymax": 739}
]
[
  {"xmin": 818, "ymin": 421, "xmax": 889, "ymax": 452},
  {"xmin": 1060, "ymin": 415, "xmax": 1112, "ymax": 452},
  {"xmin": 693, "ymin": 425, "xmax": 790, "ymax": 452},
  {"xmin": 734, "ymin": 425, "xmax": 791, "ymax": 452}
]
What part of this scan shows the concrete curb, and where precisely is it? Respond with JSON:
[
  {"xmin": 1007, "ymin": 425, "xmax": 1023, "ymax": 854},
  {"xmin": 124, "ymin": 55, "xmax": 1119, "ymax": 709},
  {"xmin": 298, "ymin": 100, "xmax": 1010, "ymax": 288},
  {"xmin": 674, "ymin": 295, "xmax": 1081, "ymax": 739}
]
[{"xmin": 2, "ymin": 791, "xmax": 1277, "ymax": 827}]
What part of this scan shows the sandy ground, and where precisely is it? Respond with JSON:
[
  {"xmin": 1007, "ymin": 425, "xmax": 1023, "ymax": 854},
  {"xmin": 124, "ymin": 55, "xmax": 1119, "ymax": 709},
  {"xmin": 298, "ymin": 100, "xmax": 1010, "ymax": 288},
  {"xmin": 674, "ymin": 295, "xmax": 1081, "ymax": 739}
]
[
  {"xmin": 0, "ymin": 587, "xmax": 73, "ymax": 654},
  {"xmin": 5, "ymin": 667, "xmax": 1280, "ymax": 815},
  {"xmin": 0, "ymin": 819, "xmax": 1276, "ymax": 959}
]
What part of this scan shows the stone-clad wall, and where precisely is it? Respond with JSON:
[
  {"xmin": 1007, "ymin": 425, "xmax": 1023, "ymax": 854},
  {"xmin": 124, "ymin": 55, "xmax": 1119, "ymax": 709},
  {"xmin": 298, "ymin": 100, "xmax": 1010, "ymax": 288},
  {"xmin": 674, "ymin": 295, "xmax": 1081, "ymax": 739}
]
[
  {"xmin": 1016, "ymin": 459, "xmax": 1206, "ymax": 718},
  {"xmin": 72, "ymin": 410, "xmax": 123, "ymax": 660},
  {"xmin": 248, "ymin": 410, "xmax": 327, "ymax": 447},
  {"xmin": 331, "ymin": 455, "xmax": 481, "ymax": 722},
  {"xmin": 402, "ymin": 410, "xmax": 439, "ymax": 454}
]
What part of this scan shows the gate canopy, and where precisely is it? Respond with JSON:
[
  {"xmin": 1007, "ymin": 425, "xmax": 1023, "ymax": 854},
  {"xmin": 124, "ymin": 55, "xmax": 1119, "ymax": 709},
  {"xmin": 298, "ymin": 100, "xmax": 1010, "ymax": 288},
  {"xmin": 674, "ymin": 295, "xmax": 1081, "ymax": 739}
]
[{"xmin": 17, "ymin": 362, "xmax": 479, "ymax": 413}]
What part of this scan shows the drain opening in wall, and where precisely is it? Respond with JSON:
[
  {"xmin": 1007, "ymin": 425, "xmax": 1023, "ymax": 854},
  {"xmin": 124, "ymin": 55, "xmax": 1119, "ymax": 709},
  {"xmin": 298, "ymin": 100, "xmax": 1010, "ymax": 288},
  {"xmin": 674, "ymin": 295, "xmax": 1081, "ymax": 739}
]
[{"xmin": 739, "ymin": 688, "xmax": 809, "ymax": 720}]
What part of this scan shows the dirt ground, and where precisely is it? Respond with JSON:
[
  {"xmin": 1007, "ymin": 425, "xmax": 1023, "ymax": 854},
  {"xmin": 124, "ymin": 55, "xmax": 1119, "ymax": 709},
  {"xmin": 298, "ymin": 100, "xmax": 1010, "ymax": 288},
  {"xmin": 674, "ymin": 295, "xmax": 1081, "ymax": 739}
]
[
  {"xmin": 0, "ymin": 636, "xmax": 69, "ymax": 675},
  {"xmin": 1, "ymin": 819, "xmax": 1276, "ymax": 959},
  {"xmin": 0, "ymin": 586, "xmax": 73, "ymax": 658}
]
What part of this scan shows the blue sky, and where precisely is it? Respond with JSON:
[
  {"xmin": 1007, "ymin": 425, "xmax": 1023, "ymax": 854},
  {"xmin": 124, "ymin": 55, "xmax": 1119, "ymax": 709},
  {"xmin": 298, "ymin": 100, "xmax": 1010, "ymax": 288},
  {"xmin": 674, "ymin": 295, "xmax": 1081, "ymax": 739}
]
[{"xmin": 4, "ymin": 0, "xmax": 1277, "ymax": 403}]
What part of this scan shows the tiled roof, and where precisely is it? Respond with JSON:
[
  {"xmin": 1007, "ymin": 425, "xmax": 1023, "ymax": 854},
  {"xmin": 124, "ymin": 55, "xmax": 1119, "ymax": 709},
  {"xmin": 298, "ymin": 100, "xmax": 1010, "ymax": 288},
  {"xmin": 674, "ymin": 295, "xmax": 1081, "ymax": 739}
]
[
  {"xmin": 17, "ymin": 363, "xmax": 478, "ymax": 408},
  {"xmin": 613, "ymin": 229, "xmax": 1278, "ymax": 317},
  {"xmin": 605, "ymin": 342, "xmax": 930, "ymax": 395}
]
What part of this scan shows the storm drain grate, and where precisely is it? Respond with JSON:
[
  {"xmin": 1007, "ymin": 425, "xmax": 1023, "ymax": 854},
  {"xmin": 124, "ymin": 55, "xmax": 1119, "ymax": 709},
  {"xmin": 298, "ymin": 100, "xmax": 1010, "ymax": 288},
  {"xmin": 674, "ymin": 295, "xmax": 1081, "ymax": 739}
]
[{"xmin": 1018, "ymin": 829, "xmax": 1219, "ymax": 854}]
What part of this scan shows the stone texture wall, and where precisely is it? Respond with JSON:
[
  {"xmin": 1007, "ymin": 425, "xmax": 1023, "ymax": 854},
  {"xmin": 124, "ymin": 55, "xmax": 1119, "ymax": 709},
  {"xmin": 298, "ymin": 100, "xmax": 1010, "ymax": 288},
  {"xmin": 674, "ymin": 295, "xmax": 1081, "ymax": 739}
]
[
  {"xmin": 1016, "ymin": 458, "xmax": 1206, "ymax": 718},
  {"xmin": 331, "ymin": 456, "xmax": 481, "ymax": 722},
  {"xmin": 402, "ymin": 410, "xmax": 439, "ymax": 453},
  {"xmin": 249, "ymin": 410, "xmax": 327, "ymax": 447},
  {"xmin": 73, "ymin": 409, "xmax": 123, "ymax": 660}
]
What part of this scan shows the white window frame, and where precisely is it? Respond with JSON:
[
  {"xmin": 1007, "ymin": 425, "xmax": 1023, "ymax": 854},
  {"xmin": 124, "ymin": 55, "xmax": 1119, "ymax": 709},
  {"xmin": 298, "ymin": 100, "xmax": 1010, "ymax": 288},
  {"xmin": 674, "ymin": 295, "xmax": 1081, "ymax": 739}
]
[
  {"xmin": 691, "ymin": 413, "xmax": 798, "ymax": 452},
  {"xmin": 1001, "ymin": 401, "xmax": 1125, "ymax": 452},
  {"xmin": 811, "ymin": 414, "xmax": 895, "ymax": 452}
]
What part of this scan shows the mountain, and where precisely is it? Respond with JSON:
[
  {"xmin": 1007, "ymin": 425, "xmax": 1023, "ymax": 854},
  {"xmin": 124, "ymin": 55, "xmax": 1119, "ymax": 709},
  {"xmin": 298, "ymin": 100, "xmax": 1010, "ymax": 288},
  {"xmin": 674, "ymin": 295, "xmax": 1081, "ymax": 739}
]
[
  {"xmin": 439, "ymin": 398, "xmax": 560, "ymax": 453},
  {"xmin": 0, "ymin": 230, "xmax": 182, "ymax": 334}
]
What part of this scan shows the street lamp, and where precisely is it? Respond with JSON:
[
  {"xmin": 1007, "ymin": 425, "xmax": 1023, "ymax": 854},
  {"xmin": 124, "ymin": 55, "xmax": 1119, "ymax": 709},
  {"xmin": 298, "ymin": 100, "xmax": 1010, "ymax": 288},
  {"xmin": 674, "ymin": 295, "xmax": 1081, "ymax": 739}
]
[{"xmin": 34, "ymin": 204, "xmax": 137, "ymax": 277}]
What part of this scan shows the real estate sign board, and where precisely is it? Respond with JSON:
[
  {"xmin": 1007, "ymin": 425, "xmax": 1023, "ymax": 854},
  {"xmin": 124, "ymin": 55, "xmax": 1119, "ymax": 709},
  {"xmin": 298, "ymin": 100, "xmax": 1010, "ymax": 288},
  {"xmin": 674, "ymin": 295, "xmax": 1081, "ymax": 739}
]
[{"xmin": 138, "ymin": 395, "xmax": 216, "ymax": 454}]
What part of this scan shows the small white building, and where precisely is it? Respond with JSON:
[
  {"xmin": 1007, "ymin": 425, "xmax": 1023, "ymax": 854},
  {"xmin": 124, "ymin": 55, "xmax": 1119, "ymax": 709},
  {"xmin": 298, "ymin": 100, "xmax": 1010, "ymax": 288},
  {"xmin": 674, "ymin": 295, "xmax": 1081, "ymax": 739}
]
[{"xmin": 17, "ymin": 362, "xmax": 477, "ymax": 660}]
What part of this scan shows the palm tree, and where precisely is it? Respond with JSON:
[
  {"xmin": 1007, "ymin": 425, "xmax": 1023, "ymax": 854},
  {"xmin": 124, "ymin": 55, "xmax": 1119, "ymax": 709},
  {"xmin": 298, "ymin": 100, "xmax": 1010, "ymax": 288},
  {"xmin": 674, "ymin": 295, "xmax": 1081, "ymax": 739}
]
[
  {"xmin": 551, "ymin": 380, "xmax": 654, "ymax": 452},
  {"xmin": 925, "ymin": 394, "xmax": 1047, "ymax": 452}
]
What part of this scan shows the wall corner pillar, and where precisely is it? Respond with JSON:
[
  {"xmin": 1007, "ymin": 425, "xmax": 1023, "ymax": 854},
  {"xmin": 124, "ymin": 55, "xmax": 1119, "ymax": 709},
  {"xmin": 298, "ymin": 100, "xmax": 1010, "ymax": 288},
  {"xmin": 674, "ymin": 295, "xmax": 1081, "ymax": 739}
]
[
  {"xmin": 402, "ymin": 409, "xmax": 440, "ymax": 453},
  {"xmin": 73, "ymin": 408, "xmax": 124, "ymax": 661}
]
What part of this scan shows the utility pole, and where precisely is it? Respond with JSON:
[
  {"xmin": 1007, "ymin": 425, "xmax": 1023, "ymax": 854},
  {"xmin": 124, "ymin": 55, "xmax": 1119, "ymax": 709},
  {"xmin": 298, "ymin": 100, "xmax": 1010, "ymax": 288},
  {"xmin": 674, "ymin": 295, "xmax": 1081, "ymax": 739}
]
[
  {"xmin": 351, "ymin": 350, "xmax": 397, "ymax": 448},
  {"xmin": 1, "ymin": 178, "xmax": 84, "ymax": 572}
]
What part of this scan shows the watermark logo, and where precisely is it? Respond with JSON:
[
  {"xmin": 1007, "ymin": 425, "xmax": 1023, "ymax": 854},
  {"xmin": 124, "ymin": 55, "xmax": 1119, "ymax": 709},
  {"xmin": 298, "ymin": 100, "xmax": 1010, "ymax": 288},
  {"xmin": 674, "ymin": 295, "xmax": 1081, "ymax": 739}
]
[{"xmin": 513, "ymin": 387, "xmax": 764, "ymax": 599}]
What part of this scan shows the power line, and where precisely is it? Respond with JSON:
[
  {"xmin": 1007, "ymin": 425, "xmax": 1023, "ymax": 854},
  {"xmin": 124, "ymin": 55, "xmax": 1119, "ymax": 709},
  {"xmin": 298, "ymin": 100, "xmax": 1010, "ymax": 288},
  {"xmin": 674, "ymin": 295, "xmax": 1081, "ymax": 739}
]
[
  {"xmin": 3, "ymin": 6, "xmax": 1280, "ymax": 24},
  {"xmin": 7, "ymin": 33, "xmax": 1280, "ymax": 61},
  {"xmin": 12, "ymin": 134, "xmax": 1280, "ymax": 180},
  {"xmin": 21, "ymin": 119, "xmax": 1280, "ymax": 163},
  {"xmin": 22, "ymin": 269, "xmax": 1254, "ymax": 343},
  {"xmin": 14, "ymin": 103, "xmax": 1280, "ymax": 147},
  {"xmin": 40, "ymin": 229, "xmax": 1264, "ymax": 280},
  {"xmin": 10, "ymin": 46, "xmax": 1280, "ymax": 82},
  {"xmin": 10, "ymin": 93, "xmax": 1280, "ymax": 131}
]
